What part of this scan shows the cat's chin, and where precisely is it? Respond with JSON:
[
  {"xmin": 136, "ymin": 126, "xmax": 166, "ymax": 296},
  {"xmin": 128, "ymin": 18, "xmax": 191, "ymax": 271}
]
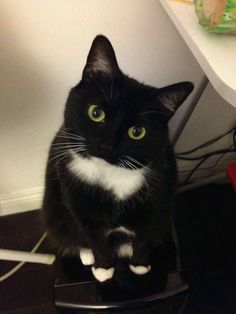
[
  {"xmin": 90, "ymin": 155, "xmax": 118, "ymax": 167},
  {"xmin": 86, "ymin": 152, "xmax": 118, "ymax": 166},
  {"xmin": 73, "ymin": 150, "xmax": 110, "ymax": 164}
]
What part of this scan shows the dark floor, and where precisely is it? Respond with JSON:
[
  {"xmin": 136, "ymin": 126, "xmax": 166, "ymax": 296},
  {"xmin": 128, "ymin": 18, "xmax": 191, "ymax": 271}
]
[
  {"xmin": 0, "ymin": 183, "xmax": 235, "ymax": 313},
  {"xmin": 176, "ymin": 184, "xmax": 236, "ymax": 313}
]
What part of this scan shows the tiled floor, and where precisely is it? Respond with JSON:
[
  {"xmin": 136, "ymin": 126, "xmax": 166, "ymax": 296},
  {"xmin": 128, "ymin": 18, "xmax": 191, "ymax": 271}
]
[{"xmin": 0, "ymin": 183, "xmax": 235, "ymax": 313}]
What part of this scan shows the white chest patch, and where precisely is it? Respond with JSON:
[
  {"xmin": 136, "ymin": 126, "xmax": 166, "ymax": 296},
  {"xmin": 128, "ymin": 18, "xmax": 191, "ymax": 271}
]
[{"xmin": 68, "ymin": 151, "xmax": 147, "ymax": 201}]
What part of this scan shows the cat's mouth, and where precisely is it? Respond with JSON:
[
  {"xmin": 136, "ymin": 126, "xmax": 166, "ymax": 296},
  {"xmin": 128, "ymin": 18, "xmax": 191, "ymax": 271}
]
[
  {"xmin": 94, "ymin": 153, "xmax": 145, "ymax": 170},
  {"xmin": 71, "ymin": 142, "xmax": 146, "ymax": 170},
  {"xmin": 85, "ymin": 144, "xmax": 117, "ymax": 164},
  {"xmin": 75, "ymin": 149, "xmax": 145, "ymax": 170},
  {"xmin": 88, "ymin": 151, "xmax": 117, "ymax": 165}
]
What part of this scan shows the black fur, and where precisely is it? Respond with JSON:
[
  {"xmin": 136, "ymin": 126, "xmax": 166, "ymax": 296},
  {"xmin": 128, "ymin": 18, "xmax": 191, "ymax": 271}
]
[{"xmin": 43, "ymin": 35, "xmax": 193, "ymax": 273}]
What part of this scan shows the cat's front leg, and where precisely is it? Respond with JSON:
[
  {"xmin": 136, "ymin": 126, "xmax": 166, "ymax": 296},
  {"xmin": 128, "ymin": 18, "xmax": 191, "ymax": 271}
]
[
  {"xmin": 129, "ymin": 239, "xmax": 151, "ymax": 275},
  {"xmin": 91, "ymin": 266, "xmax": 114, "ymax": 282},
  {"xmin": 79, "ymin": 248, "xmax": 95, "ymax": 266},
  {"xmin": 89, "ymin": 235, "xmax": 115, "ymax": 282}
]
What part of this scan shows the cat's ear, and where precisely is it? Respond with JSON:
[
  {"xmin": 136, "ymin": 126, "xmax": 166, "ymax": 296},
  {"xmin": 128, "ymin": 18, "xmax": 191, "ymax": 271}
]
[
  {"xmin": 157, "ymin": 82, "xmax": 194, "ymax": 118},
  {"xmin": 83, "ymin": 35, "xmax": 120, "ymax": 79}
]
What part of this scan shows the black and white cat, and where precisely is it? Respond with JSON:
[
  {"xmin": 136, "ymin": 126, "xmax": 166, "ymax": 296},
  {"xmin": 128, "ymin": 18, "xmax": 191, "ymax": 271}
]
[{"xmin": 43, "ymin": 35, "xmax": 193, "ymax": 282}]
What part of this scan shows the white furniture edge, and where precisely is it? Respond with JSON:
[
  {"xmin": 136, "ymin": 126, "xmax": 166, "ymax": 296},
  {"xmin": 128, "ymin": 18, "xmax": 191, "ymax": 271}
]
[{"xmin": 160, "ymin": 0, "xmax": 236, "ymax": 108}]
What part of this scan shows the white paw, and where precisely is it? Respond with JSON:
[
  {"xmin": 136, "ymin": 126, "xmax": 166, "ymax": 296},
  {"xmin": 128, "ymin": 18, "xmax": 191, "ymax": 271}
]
[
  {"xmin": 116, "ymin": 243, "xmax": 133, "ymax": 258},
  {"xmin": 79, "ymin": 248, "xmax": 95, "ymax": 266},
  {"xmin": 129, "ymin": 264, "xmax": 151, "ymax": 275},
  {"xmin": 91, "ymin": 266, "xmax": 115, "ymax": 282}
]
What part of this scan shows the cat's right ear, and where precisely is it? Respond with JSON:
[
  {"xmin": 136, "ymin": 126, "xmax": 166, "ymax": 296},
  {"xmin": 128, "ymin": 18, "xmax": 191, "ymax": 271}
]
[
  {"xmin": 82, "ymin": 35, "xmax": 120, "ymax": 80},
  {"xmin": 156, "ymin": 82, "xmax": 194, "ymax": 120}
]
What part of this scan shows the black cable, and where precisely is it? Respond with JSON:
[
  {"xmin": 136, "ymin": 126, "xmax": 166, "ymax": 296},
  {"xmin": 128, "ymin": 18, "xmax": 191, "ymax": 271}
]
[
  {"xmin": 233, "ymin": 128, "xmax": 236, "ymax": 148},
  {"xmin": 212, "ymin": 150, "xmax": 228, "ymax": 168},
  {"xmin": 176, "ymin": 147, "xmax": 236, "ymax": 161},
  {"xmin": 178, "ymin": 153, "xmax": 228, "ymax": 173},
  {"xmin": 181, "ymin": 147, "xmax": 236, "ymax": 185},
  {"xmin": 176, "ymin": 126, "xmax": 236, "ymax": 156},
  {"xmin": 183, "ymin": 156, "xmax": 210, "ymax": 184},
  {"xmin": 178, "ymin": 125, "xmax": 236, "ymax": 185}
]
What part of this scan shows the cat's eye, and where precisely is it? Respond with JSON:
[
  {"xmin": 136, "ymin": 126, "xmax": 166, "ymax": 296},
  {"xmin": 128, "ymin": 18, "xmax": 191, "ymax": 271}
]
[
  {"xmin": 88, "ymin": 104, "xmax": 105, "ymax": 123},
  {"xmin": 128, "ymin": 126, "xmax": 146, "ymax": 140}
]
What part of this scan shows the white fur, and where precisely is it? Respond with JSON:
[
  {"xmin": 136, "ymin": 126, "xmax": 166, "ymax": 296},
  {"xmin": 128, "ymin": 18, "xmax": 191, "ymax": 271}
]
[
  {"xmin": 158, "ymin": 94, "xmax": 175, "ymax": 112},
  {"xmin": 116, "ymin": 243, "xmax": 133, "ymax": 258},
  {"xmin": 129, "ymin": 264, "xmax": 151, "ymax": 275},
  {"xmin": 68, "ymin": 151, "xmax": 146, "ymax": 200},
  {"xmin": 92, "ymin": 266, "xmax": 115, "ymax": 282},
  {"xmin": 79, "ymin": 248, "xmax": 95, "ymax": 266},
  {"xmin": 106, "ymin": 226, "xmax": 136, "ymax": 237},
  {"xmin": 92, "ymin": 55, "xmax": 112, "ymax": 75}
]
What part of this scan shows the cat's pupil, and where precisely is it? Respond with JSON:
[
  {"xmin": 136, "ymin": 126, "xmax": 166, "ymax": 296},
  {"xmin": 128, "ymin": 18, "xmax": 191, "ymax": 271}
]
[
  {"xmin": 92, "ymin": 107, "xmax": 102, "ymax": 118},
  {"xmin": 133, "ymin": 126, "xmax": 142, "ymax": 137}
]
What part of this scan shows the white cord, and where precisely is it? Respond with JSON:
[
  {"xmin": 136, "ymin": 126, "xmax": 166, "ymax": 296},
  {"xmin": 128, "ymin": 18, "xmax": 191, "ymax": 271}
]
[{"xmin": 0, "ymin": 232, "xmax": 52, "ymax": 282}]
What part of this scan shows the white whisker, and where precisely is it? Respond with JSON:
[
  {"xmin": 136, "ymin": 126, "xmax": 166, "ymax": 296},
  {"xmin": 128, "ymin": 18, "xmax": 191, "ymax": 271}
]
[
  {"xmin": 125, "ymin": 160, "xmax": 137, "ymax": 170},
  {"xmin": 56, "ymin": 134, "xmax": 86, "ymax": 141},
  {"xmin": 57, "ymin": 130, "xmax": 86, "ymax": 140},
  {"xmin": 118, "ymin": 160, "xmax": 126, "ymax": 169},
  {"xmin": 51, "ymin": 142, "xmax": 86, "ymax": 146},
  {"xmin": 139, "ymin": 110, "xmax": 169, "ymax": 117},
  {"xmin": 120, "ymin": 159, "xmax": 136, "ymax": 170},
  {"xmin": 49, "ymin": 145, "xmax": 87, "ymax": 159},
  {"xmin": 50, "ymin": 144, "xmax": 87, "ymax": 149},
  {"xmin": 73, "ymin": 148, "xmax": 87, "ymax": 154},
  {"xmin": 49, "ymin": 150, "xmax": 71, "ymax": 163},
  {"xmin": 125, "ymin": 155, "xmax": 144, "ymax": 168},
  {"xmin": 49, "ymin": 149, "xmax": 85, "ymax": 156},
  {"xmin": 54, "ymin": 153, "xmax": 72, "ymax": 168}
]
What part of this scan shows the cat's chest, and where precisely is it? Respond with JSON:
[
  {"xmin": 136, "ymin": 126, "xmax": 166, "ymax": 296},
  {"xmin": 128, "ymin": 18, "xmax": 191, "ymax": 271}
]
[{"xmin": 67, "ymin": 151, "xmax": 147, "ymax": 201}]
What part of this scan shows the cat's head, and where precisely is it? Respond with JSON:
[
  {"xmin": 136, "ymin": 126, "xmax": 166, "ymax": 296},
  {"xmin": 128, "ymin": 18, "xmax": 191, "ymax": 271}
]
[{"xmin": 63, "ymin": 35, "xmax": 193, "ymax": 168}]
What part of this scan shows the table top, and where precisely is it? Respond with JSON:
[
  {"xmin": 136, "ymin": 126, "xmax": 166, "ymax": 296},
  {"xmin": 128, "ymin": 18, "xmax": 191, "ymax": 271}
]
[{"xmin": 160, "ymin": 0, "xmax": 236, "ymax": 108}]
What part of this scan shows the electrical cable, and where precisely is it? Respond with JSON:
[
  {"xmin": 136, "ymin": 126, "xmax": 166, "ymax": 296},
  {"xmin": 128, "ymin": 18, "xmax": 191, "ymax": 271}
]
[
  {"xmin": 176, "ymin": 126, "xmax": 236, "ymax": 156},
  {"xmin": 183, "ymin": 156, "xmax": 210, "ymax": 184},
  {"xmin": 233, "ymin": 128, "xmax": 236, "ymax": 148},
  {"xmin": 0, "ymin": 232, "xmax": 48, "ymax": 282},
  {"xmin": 177, "ymin": 147, "xmax": 236, "ymax": 161},
  {"xmin": 178, "ymin": 155, "xmax": 229, "ymax": 173},
  {"xmin": 179, "ymin": 126, "xmax": 236, "ymax": 185},
  {"xmin": 212, "ymin": 128, "xmax": 236, "ymax": 170},
  {"xmin": 181, "ymin": 147, "xmax": 236, "ymax": 185},
  {"xmin": 178, "ymin": 146, "xmax": 234, "ymax": 177}
]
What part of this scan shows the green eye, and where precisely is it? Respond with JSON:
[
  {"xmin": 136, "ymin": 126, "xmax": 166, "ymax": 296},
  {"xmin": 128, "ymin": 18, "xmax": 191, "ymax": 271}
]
[
  {"xmin": 128, "ymin": 126, "xmax": 146, "ymax": 140},
  {"xmin": 88, "ymin": 104, "xmax": 105, "ymax": 123}
]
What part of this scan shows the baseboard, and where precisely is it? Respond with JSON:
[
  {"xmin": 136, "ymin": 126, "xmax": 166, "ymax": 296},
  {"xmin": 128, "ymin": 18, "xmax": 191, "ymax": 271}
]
[
  {"xmin": 0, "ymin": 153, "xmax": 234, "ymax": 217},
  {"xmin": 0, "ymin": 187, "xmax": 44, "ymax": 216}
]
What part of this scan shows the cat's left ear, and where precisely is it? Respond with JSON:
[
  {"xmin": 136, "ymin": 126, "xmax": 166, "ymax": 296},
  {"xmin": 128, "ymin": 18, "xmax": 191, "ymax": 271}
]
[
  {"xmin": 157, "ymin": 82, "xmax": 194, "ymax": 118},
  {"xmin": 83, "ymin": 35, "xmax": 120, "ymax": 79}
]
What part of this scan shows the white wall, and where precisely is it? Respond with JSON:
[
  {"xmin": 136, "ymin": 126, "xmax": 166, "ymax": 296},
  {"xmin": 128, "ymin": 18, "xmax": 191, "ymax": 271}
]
[{"xmin": 0, "ymin": 0, "xmax": 205, "ymax": 215}]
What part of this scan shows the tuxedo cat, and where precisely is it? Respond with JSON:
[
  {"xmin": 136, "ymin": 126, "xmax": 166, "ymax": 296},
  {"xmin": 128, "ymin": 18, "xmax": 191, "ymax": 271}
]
[{"xmin": 43, "ymin": 35, "xmax": 193, "ymax": 282}]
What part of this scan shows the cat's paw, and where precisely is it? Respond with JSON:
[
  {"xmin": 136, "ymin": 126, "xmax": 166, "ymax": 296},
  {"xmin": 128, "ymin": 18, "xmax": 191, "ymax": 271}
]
[
  {"xmin": 80, "ymin": 248, "xmax": 95, "ymax": 266},
  {"xmin": 116, "ymin": 243, "xmax": 133, "ymax": 258},
  {"xmin": 91, "ymin": 266, "xmax": 115, "ymax": 282},
  {"xmin": 129, "ymin": 264, "xmax": 151, "ymax": 275}
]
